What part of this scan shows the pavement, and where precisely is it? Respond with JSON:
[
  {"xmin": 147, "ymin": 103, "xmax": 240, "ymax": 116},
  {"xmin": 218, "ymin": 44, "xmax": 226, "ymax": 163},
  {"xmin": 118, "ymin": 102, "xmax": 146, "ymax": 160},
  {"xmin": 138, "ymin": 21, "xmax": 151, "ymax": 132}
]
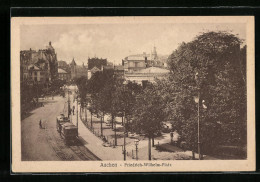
[{"xmin": 69, "ymin": 89, "xmax": 218, "ymax": 161}]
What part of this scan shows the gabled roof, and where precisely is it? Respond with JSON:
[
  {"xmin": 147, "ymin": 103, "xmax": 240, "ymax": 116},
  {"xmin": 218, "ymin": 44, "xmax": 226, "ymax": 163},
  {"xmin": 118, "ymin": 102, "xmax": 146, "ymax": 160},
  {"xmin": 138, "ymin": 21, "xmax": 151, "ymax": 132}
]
[
  {"xmin": 70, "ymin": 58, "xmax": 77, "ymax": 66},
  {"xmin": 90, "ymin": 66, "xmax": 101, "ymax": 73},
  {"xmin": 28, "ymin": 64, "xmax": 41, "ymax": 70},
  {"xmin": 58, "ymin": 68, "xmax": 68, "ymax": 74}
]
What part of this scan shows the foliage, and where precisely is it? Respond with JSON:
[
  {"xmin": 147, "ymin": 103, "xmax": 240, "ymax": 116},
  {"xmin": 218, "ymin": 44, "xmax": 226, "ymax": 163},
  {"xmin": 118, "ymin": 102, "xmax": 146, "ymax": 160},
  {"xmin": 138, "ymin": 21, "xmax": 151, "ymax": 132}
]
[
  {"xmin": 75, "ymin": 76, "xmax": 88, "ymax": 104},
  {"xmin": 166, "ymin": 31, "xmax": 246, "ymax": 152},
  {"xmin": 132, "ymin": 83, "xmax": 166, "ymax": 137}
]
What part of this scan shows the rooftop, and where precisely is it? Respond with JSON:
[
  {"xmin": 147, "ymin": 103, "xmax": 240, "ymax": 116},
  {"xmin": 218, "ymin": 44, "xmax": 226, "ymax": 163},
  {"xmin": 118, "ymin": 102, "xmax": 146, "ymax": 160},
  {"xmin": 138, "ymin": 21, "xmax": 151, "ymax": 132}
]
[
  {"xmin": 58, "ymin": 68, "xmax": 68, "ymax": 74},
  {"xmin": 136, "ymin": 67, "xmax": 170, "ymax": 74}
]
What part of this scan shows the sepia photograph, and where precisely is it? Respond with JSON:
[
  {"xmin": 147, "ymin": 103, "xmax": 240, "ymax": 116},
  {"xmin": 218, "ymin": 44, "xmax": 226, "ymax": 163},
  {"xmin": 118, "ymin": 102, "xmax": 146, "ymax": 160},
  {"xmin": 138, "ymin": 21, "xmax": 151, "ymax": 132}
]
[{"xmin": 11, "ymin": 16, "xmax": 255, "ymax": 172}]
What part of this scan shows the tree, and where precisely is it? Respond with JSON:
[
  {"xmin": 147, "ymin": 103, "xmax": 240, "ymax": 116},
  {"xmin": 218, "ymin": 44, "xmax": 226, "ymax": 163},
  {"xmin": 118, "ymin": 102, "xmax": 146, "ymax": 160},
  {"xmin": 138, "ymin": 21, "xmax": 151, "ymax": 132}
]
[
  {"xmin": 132, "ymin": 83, "xmax": 165, "ymax": 160},
  {"xmin": 87, "ymin": 69, "xmax": 117, "ymax": 137},
  {"xmin": 166, "ymin": 31, "xmax": 246, "ymax": 156},
  {"xmin": 75, "ymin": 76, "xmax": 88, "ymax": 105}
]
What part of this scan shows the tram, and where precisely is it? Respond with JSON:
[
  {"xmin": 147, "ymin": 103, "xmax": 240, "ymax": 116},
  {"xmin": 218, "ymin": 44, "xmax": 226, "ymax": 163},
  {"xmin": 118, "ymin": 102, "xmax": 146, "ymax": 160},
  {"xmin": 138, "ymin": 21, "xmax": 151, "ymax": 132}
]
[
  {"xmin": 56, "ymin": 114, "xmax": 70, "ymax": 133},
  {"xmin": 60, "ymin": 122, "xmax": 78, "ymax": 145}
]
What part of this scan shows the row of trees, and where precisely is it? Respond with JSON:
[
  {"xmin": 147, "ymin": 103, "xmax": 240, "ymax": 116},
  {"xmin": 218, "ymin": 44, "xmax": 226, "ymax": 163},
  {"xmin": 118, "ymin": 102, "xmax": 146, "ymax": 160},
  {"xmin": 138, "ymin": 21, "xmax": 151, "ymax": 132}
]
[
  {"xmin": 76, "ymin": 31, "xmax": 247, "ymax": 159},
  {"xmin": 164, "ymin": 31, "xmax": 247, "ymax": 156},
  {"xmin": 21, "ymin": 79, "xmax": 67, "ymax": 113}
]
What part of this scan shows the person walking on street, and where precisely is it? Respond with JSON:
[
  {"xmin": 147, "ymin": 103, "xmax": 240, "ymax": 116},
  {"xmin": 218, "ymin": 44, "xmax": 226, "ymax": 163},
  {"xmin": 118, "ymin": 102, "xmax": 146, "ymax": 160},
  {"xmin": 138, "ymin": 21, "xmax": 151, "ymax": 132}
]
[{"xmin": 39, "ymin": 120, "xmax": 42, "ymax": 129}]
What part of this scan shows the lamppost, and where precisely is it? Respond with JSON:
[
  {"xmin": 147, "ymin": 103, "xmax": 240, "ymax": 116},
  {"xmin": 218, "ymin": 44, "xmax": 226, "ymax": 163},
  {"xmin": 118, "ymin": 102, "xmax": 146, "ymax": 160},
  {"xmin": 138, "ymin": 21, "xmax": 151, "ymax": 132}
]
[
  {"xmin": 123, "ymin": 80, "xmax": 127, "ymax": 161},
  {"xmin": 194, "ymin": 72, "xmax": 208, "ymax": 160},
  {"xmin": 68, "ymin": 89, "xmax": 70, "ymax": 118},
  {"xmin": 194, "ymin": 94, "xmax": 200, "ymax": 160},
  {"xmin": 134, "ymin": 139, "xmax": 139, "ymax": 160}
]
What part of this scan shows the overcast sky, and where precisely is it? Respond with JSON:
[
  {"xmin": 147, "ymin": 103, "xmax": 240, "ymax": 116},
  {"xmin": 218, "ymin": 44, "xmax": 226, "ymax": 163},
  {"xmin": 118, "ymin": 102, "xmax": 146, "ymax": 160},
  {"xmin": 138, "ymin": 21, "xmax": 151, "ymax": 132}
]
[{"xmin": 20, "ymin": 23, "xmax": 246, "ymax": 65}]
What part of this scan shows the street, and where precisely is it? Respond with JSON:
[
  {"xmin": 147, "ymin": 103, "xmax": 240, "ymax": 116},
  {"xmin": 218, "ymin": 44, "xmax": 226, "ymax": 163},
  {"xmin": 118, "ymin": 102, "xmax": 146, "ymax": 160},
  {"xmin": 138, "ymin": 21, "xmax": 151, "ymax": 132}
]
[{"xmin": 21, "ymin": 95, "xmax": 99, "ymax": 161}]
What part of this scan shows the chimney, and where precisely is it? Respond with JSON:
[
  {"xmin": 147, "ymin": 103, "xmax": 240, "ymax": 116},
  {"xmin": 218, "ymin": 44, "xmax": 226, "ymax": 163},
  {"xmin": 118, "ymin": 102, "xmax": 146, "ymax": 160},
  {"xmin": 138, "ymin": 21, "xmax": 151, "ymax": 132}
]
[{"xmin": 49, "ymin": 41, "xmax": 51, "ymax": 46}]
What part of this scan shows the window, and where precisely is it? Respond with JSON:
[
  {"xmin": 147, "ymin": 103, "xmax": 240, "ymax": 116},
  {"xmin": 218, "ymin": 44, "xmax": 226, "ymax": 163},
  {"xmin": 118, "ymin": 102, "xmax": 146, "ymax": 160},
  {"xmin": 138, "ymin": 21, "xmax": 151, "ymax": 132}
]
[{"xmin": 135, "ymin": 62, "xmax": 138, "ymax": 68}]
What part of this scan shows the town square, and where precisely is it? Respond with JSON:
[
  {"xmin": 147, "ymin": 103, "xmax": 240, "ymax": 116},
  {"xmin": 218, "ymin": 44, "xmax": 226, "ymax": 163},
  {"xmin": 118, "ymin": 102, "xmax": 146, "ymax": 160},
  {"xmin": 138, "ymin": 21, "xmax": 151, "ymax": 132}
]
[{"xmin": 17, "ymin": 18, "xmax": 248, "ymax": 163}]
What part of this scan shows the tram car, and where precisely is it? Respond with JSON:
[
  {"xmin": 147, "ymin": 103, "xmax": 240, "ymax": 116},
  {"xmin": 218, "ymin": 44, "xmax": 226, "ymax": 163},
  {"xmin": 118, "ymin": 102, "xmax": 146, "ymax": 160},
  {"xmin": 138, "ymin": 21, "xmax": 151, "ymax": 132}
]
[
  {"xmin": 56, "ymin": 114, "xmax": 70, "ymax": 133},
  {"xmin": 60, "ymin": 122, "xmax": 78, "ymax": 144}
]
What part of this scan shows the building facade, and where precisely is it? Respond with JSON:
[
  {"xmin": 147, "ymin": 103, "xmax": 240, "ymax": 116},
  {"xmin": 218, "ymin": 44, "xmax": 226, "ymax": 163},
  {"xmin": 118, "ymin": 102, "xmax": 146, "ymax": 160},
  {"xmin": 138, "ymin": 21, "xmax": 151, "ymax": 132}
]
[
  {"xmin": 122, "ymin": 46, "xmax": 168, "ymax": 74},
  {"xmin": 20, "ymin": 41, "xmax": 58, "ymax": 84},
  {"xmin": 58, "ymin": 68, "xmax": 70, "ymax": 81},
  {"xmin": 124, "ymin": 66, "xmax": 170, "ymax": 85}
]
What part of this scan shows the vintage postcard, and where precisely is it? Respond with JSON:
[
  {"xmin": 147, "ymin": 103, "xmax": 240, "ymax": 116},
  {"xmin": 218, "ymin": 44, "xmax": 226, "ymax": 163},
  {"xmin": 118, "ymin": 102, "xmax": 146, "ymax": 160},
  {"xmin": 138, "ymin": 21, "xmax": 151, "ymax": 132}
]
[{"xmin": 11, "ymin": 16, "xmax": 255, "ymax": 172}]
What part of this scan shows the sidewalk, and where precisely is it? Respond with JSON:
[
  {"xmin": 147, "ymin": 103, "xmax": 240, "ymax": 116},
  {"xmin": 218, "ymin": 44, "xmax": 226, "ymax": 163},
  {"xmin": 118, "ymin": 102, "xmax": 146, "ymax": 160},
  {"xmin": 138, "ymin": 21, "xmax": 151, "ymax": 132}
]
[
  {"xmin": 69, "ymin": 91, "xmax": 218, "ymax": 160},
  {"xmin": 70, "ymin": 100, "xmax": 132, "ymax": 160}
]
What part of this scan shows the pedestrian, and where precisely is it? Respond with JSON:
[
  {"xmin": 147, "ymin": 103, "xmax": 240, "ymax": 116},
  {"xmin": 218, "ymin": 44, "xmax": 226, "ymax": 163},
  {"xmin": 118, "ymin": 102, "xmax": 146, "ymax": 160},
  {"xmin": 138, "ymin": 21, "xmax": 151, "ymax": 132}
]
[{"xmin": 39, "ymin": 120, "xmax": 42, "ymax": 129}]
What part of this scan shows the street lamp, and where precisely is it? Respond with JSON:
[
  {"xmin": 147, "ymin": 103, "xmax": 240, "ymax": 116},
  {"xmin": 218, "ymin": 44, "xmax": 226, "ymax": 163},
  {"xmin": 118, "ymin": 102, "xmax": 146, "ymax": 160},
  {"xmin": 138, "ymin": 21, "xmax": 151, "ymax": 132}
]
[
  {"xmin": 122, "ymin": 80, "xmax": 127, "ymax": 161},
  {"xmin": 194, "ymin": 94, "xmax": 201, "ymax": 160},
  {"xmin": 134, "ymin": 139, "xmax": 139, "ymax": 160},
  {"xmin": 194, "ymin": 71, "xmax": 207, "ymax": 160},
  {"xmin": 194, "ymin": 71, "xmax": 201, "ymax": 160}
]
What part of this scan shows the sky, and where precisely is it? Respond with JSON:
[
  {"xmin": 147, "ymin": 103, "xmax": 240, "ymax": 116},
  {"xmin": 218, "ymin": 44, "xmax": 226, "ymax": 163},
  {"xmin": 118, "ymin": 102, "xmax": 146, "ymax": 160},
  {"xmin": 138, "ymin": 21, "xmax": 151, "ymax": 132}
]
[{"xmin": 20, "ymin": 23, "xmax": 246, "ymax": 65}]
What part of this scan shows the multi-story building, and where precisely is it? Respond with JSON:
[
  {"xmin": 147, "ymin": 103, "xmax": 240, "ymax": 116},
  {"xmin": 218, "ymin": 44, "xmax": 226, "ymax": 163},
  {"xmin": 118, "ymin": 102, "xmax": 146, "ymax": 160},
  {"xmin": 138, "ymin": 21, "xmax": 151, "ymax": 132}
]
[
  {"xmin": 122, "ymin": 46, "xmax": 168, "ymax": 73},
  {"xmin": 122, "ymin": 46, "xmax": 170, "ymax": 86},
  {"xmin": 27, "ymin": 64, "xmax": 49, "ymax": 84},
  {"xmin": 20, "ymin": 41, "xmax": 58, "ymax": 84},
  {"xmin": 58, "ymin": 68, "xmax": 70, "ymax": 81},
  {"xmin": 124, "ymin": 66, "xmax": 170, "ymax": 85}
]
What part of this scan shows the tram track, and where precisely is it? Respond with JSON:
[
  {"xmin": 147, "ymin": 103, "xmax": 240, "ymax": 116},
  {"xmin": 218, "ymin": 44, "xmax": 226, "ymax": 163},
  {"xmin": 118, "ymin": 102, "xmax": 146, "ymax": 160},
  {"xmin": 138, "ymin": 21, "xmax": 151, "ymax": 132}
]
[{"xmin": 45, "ymin": 127, "xmax": 76, "ymax": 161}]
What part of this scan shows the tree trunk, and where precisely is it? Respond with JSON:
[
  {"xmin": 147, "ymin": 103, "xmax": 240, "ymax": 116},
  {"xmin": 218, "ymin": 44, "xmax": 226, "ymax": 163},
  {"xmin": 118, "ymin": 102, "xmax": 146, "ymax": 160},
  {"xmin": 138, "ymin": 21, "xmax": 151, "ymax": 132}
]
[
  {"xmin": 113, "ymin": 114, "xmax": 117, "ymax": 146},
  {"xmin": 148, "ymin": 136, "xmax": 152, "ymax": 160},
  {"xmin": 91, "ymin": 112, "xmax": 93, "ymax": 129},
  {"xmin": 111, "ymin": 114, "xmax": 114, "ymax": 129},
  {"xmin": 192, "ymin": 150, "xmax": 195, "ymax": 160},
  {"xmin": 85, "ymin": 104, "xmax": 87, "ymax": 123},
  {"xmin": 125, "ymin": 116, "xmax": 128, "ymax": 137},
  {"xmin": 100, "ymin": 113, "xmax": 103, "ymax": 136},
  {"xmin": 152, "ymin": 136, "xmax": 155, "ymax": 147}
]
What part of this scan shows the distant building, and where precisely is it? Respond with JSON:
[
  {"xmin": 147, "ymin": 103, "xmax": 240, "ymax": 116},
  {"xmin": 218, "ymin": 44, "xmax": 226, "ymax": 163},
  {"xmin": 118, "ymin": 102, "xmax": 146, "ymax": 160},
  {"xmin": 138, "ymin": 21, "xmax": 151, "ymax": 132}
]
[
  {"xmin": 58, "ymin": 60, "xmax": 71, "ymax": 75},
  {"xmin": 27, "ymin": 64, "xmax": 49, "ymax": 84},
  {"xmin": 88, "ymin": 57, "xmax": 107, "ymax": 70},
  {"xmin": 88, "ymin": 66, "xmax": 101, "ymax": 80},
  {"xmin": 113, "ymin": 65, "xmax": 124, "ymax": 78},
  {"xmin": 58, "ymin": 68, "xmax": 70, "ymax": 81},
  {"xmin": 122, "ymin": 53, "xmax": 147, "ymax": 73},
  {"xmin": 70, "ymin": 58, "xmax": 88, "ymax": 80},
  {"xmin": 20, "ymin": 41, "xmax": 58, "ymax": 84},
  {"xmin": 122, "ymin": 46, "xmax": 168, "ymax": 73},
  {"xmin": 124, "ymin": 66, "xmax": 170, "ymax": 86}
]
